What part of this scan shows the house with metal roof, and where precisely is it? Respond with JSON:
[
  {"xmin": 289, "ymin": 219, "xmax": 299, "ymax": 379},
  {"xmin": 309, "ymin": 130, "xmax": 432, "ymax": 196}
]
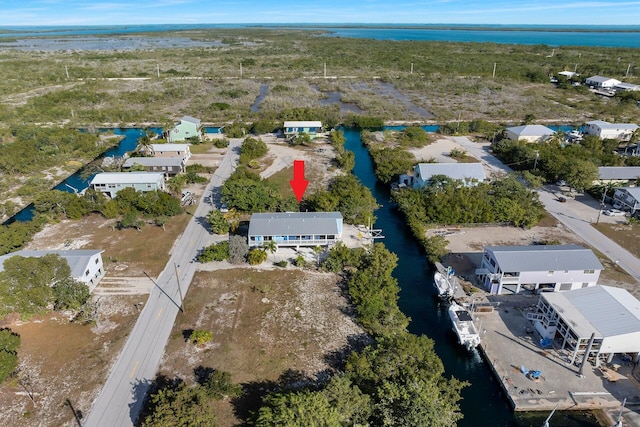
[
  {"xmin": 612, "ymin": 187, "xmax": 640, "ymax": 214},
  {"xmin": 614, "ymin": 82, "xmax": 640, "ymax": 92},
  {"xmin": 168, "ymin": 115, "xmax": 201, "ymax": 143},
  {"xmin": 283, "ymin": 121, "xmax": 323, "ymax": 140},
  {"xmin": 122, "ymin": 157, "xmax": 185, "ymax": 177},
  {"xmin": 476, "ymin": 244, "xmax": 603, "ymax": 295},
  {"xmin": 505, "ymin": 125, "xmax": 556, "ymax": 143},
  {"xmin": 529, "ymin": 285, "xmax": 640, "ymax": 365},
  {"xmin": 412, "ymin": 163, "xmax": 486, "ymax": 189},
  {"xmin": 0, "ymin": 249, "xmax": 105, "ymax": 289},
  {"xmin": 585, "ymin": 75, "xmax": 621, "ymax": 89},
  {"xmin": 90, "ymin": 172, "xmax": 165, "ymax": 198},
  {"xmin": 248, "ymin": 212, "xmax": 342, "ymax": 248},
  {"xmin": 147, "ymin": 143, "xmax": 192, "ymax": 162},
  {"xmin": 584, "ymin": 120, "xmax": 638, "ymax": 141},
  {"xmin": 597, "ymin": 167, "xmax": 640, "ymax": 185}
]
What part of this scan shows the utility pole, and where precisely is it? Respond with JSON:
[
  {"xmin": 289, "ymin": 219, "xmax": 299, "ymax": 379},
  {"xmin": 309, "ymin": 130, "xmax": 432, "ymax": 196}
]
[
  {"xmin": 157, "ymin": 64, "xmax": 160, "ymax": 78},
  {"xmin": 492, "ymin": 62, "xmax": 496, "ymax": 78},
  {"xmin": 240, "ymin": 62, "xmax": 243, "ymax": 78},
  {"xmin": 173, "ymin": 262, "xmax": 185, "ymax": 313},
  {"xmin": 324, "ymin": 62, "xmax": 327, "ymax": 78},
  {"xmin": 625, "ymin": 63, "xmax": 631, "ymax": 78},
  {"xmin": 65, "ymin": 65, "xmax": 69, "ymax": 79},
  {"xmin": 410, "ymin": 63, "xmax": 414, "ymax": 75},
  {"xmin": 533, "ymin": 150, "xmax": 539, "ymax": 170},
  {"xmin": 595, "ymin": 188, "xmax": 607, "ymax": 225}
]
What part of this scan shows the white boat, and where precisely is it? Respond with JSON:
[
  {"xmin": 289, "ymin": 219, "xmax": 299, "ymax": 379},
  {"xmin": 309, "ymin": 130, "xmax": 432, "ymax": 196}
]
[
  {"xmin": 433, "ymin": 271, "xmax": 455, "ymax": 299},
  {"xmin": 448, "ymin": 302, "xmax": 481, "ymax": 350}
]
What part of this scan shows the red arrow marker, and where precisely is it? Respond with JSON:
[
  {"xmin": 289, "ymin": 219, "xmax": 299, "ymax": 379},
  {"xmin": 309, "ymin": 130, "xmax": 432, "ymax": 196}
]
[{"xmin": 289, "ymin": 160, "xmax": 309, "ymax": 202}]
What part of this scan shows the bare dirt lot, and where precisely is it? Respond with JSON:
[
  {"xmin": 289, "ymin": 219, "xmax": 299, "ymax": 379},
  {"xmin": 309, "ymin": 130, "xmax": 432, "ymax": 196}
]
[
  {"xmin": 158, "ymin": 268, "xmax": 365, "ymax": 426},
  {"xmin": 0, "ymin": 295, "xmax": 143, "ymax": 426}
]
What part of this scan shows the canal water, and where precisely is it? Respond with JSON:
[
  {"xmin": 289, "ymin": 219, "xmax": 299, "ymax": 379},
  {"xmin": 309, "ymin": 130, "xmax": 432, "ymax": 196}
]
[
  {"xmin": 5, "ymin": 125, "xmax": 601, "ymax": 425},
  {"xmin": 342, "ymin": 127, "xmax": 601, "ymax": 427}
]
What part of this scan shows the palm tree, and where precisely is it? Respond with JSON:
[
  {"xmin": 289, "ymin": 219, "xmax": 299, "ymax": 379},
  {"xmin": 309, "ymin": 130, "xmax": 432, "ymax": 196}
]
[{"xmin": 263, "ymin": 240, "xmax": 278, "ymax": 262}]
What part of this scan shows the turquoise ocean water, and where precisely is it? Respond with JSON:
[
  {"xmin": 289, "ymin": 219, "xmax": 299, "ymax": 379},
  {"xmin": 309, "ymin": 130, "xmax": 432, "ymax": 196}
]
[{"xmin": 1, "ymin": 23, "xmax": 640, "ymax": 47}]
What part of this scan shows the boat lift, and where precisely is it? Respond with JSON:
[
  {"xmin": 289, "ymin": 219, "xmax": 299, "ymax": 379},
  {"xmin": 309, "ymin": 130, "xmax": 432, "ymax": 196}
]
[{"xmin": 542, "ymin": 403, "xmax": 558, "ymax": 427}]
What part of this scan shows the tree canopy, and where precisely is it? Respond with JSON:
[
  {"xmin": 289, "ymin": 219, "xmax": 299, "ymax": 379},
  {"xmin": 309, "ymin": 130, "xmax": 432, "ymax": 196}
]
[
  {"xmin": 393, "ymin": 174, "xmax": 545, "ymax": 230},
  {"xmin": 255, "ymin": 242, "xmax": 465, "ymax": 426},
  {"xmin": 0, "ymin": 254, "xmax": 89, "ymax": 318},
  {"xmin": 307, "ymin": 175, "xmax": 379, "ymax": 225}
]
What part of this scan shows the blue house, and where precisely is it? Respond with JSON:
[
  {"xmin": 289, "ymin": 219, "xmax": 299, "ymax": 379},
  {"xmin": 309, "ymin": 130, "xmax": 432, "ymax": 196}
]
[{"xmin": 248, "ymin": 212, "xmax": 342, "ymax": 248}]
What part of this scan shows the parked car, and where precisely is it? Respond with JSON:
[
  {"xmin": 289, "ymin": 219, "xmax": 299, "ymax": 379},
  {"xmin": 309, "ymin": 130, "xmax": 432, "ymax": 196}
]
[
  {"xmin": 612, "ymin": 202, "xmax": 623, "ymax": 210},
  {"xmin": 556, "ymin": 180, "xmax": 567, "ymax": 187},
  {"xmin": 219, "ymin": 203, "xmax": 229, "ymax": 213},
  {"xmin": 557, "ymin": 196, "xmax": 567, "ymax": 203},
  {"xmin": 603, "ymin": 209, "xmax": 625, "ymax": 217}
]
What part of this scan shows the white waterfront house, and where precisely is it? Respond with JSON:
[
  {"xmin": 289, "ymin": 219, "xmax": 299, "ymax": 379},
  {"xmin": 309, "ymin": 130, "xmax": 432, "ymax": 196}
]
[
  {"xmin": 283, "ymin": 121, "xmax": 323, "ymax": 139},
  {"xmin": 529, "ymin": 285, "xmax": 640, "ymax": 365},
  {"xmin": 412, "ymin": 163, "xmax": 486, "ymax": 189},
  {"xmin": 505, "ymin": 125, "xmax": 556, "ymax": 143},
  {"xmin": 612, "ymin": 187, "xmax": 640, "ymax": 214},
  {"xmin": 585, "ymin": 75, "xmax": 622, "ymax": 89},
  {"xmin": 248, "ymin": 212, "xmax": 342, "ymax": 248},
  {"xmin": 168, "ymin": 116, "xmax": 201, "ymax": 142},
  {"xmin": 148, "ymin": 143, "xmax": 192, "ymax": 163},
  {"xmin": 584, "ymin": 120, "xmax": 638, "ymax": 141},
  {"xmin": 476, "ymin": 244, "xmax": 603, "ymax": 295},
  {"xmin": 0, "ymin": 249, "xmax": 105, "ymax": 290},
  {"xmin": 90, "ymin": 172, "xmax": 165, "ymax": 198}
]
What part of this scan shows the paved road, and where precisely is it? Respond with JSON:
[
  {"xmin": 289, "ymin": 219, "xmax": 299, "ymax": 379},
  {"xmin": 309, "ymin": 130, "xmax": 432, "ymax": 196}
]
[
  {"xmin": 453, "ymin": 136, "xmax": 640, "ymax": 281},
  {"xmin": 537, "ymin": 188, "xmax": 640, "ymax": 281},
  {"xmin": 85, "ymin": 139, "xmax": 242, "ymax": 427}
]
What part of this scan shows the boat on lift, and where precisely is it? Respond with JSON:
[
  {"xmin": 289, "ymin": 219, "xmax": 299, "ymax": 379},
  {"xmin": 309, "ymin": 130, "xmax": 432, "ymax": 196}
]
[
  {"xmin": 448, "ymin": 301, "xmax": 481, "ymax": 350},
  {"xmin": 433, "ymin": 271, "xmax": 455, "ymax": 300}
]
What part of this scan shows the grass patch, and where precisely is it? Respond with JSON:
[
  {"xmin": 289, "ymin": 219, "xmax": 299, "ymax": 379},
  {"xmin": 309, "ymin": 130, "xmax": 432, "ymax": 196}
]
[
  {"xmin": 593, "ymin": 222, "xmax": 640, "ymax": 259},
  {"xmin": 189, "ymin": 143, "xmax": 215, "ymax": 154},
  {"xmin": 266, "ymin": 166, "xmax": 293, "ymax": 196}
]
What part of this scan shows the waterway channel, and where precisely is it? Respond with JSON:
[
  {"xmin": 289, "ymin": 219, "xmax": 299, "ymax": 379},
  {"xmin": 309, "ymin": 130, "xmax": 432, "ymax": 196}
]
[
  {"xmin": 342, "ymin": 127, "xmax": 601, "ymax": 427},
  {"xmin": 5, "ymin": 125, "xmax": 601, "ymax": 425}
]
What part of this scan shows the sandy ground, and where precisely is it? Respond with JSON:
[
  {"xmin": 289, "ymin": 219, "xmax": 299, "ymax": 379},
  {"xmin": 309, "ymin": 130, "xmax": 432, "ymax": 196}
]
[
  {"xmin": 259, "ymin": 132, "xmax": 341, "ymax": 190},
  {"xmin": 407, "ymin": 136, "xmax": 465, "ymax": 163}
]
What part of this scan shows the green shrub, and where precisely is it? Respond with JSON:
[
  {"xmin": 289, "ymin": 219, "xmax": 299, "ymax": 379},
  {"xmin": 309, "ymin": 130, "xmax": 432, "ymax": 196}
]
[
  {"xmin": 274, "ymin": 260, "xmax": 288, "ymax": 268},
  {"xmin": 239, "ymin": 137, "xmax": 268, "ymax": 165},
  {"xmin": 214, "ymin": 138, "xmax": 230, "ymax": 148},
  {"xmin": 248, "ymin": 248, "xmax": 267, "ymax": 265},
  {"xmin": 53, "ymin": 278, "xmax": 90, "ymax": 311},
  {"xmin": 0, "ymin": 329, "xmax": 20, "ymax": 384},
  {"xmin": 423, "ymin": 235, "xmax": 449, "ymax": 264},
  {"xmin": 294, "ymin": 255, "xmax": 306, "ymax": 268},
  {"xmin": 201, "ymin": 370, "xmax": 241, "ymax": 399},
  {"xmin": 228, "ymin": 235, "xmax": 248, "ymax": 264},
  {"xmin": 206, "ymin": 210, "xmax": 230, "ymax": 234},
  {"xmin": 197, "ymin": 241, "xmax": 230, "ymax": 263},
  {"xmin": 190, "ymin": 330, "xmax": 213, "ymax": 345}
]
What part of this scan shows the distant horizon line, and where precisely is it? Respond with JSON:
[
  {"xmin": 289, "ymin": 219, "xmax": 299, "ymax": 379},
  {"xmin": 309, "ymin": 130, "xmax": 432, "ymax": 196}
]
[{"xmin": 2, "ymin": 23, "xmax": 640, "ymax": 29}]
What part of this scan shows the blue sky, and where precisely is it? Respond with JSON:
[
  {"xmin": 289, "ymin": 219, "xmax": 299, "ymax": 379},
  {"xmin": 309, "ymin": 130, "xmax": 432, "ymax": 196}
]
[{"xmin": 3, "ymin": 0, "xmax": 640, "ymax": 26}]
